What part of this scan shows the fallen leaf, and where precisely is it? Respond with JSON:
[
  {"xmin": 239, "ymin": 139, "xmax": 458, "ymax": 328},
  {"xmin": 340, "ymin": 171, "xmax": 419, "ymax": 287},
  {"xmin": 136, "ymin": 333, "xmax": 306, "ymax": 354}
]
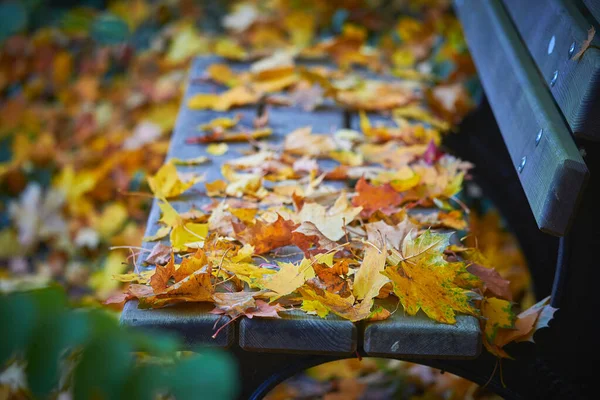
[
  {"xmin": 352, "ymin": 177, "xmax": 403, "ymax": 217},
  {"xmin": 383, "ymin": 230, "xmax": 476, "ymax": 323},
  {"xmin": 234, "ymin": 215, "xmax": 298, "ymax": 254},
  {"xmin": 147, "ymin": 162, "xmax": 202, "ymax": 199},
  {"xmin": 207, "ymin": 143, "xmax": 229, "ymax": 156}
]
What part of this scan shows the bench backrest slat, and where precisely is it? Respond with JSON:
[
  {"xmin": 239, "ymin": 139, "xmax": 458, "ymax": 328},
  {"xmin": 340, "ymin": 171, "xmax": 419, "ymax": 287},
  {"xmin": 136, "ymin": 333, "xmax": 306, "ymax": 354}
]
[
  {"xmin": 455, "ymin": 0, "xmax": 588, "ymax": 236},
  {"xmin": 502, "ymin": 0, "xmax": 600, "ymax": 140}
]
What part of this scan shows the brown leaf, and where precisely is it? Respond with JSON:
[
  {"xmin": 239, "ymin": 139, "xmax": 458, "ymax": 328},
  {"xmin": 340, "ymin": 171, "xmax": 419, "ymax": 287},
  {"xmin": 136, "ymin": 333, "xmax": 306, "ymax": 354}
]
[
  {"xmin": 246, "ymin": 300, "xmax": 285, "ymax": 318},
  {"xmin": 292, "ymin": 221, "xmax": 339, "ymax": 253},
  {"xmin": 149, "ymin": 257, "xmax": 175, "ymax": 292},
  {"xmin": 144, "ymin": 243, "xmax": 172, "ymax": 265},
  {"xmin": 173, "ymin": 249, "xmax": 208, "ymax": 282},
  {"xmin": 139, "ymin": 267, "xmax": 213, "ymax": 308},
  {"xmin": 467, "ymin": 263, "xmax": 512, "ymax": 301}
]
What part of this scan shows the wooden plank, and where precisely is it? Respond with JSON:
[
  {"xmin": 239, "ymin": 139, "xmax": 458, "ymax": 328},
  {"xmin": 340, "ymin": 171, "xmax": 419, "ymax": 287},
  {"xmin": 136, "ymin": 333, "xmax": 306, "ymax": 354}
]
[
  {"xmin": 363, "ymin": 299, "xmax": 481, "ymax": 359},
  {"xmin": 502, "ymin": 0, "xmax": 600, "ymax": 140},
  {"xmin": 582, "ymin": 0, "xmax": 600, "ymax": 29},
  {"xmin": 454, "ymin": 0, "xmax": 588, "ymax": 236},
  {"xmin": 121, "ymin": 301, "xmax": 235, "ymax": 348},
  {"xmin": 239, "ymin": 310, "xmax": 357, "ymax": 355}
]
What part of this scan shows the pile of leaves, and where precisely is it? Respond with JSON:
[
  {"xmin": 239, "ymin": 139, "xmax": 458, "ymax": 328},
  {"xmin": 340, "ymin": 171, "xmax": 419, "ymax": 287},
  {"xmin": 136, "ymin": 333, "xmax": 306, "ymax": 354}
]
[{"xmin": 110, "ymin": 52, "xmax": 553, "ymax": 359}]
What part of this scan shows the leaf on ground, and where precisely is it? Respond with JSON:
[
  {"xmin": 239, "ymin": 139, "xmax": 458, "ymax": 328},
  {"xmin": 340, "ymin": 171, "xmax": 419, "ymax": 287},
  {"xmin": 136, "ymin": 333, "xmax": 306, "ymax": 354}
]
[
  {"xmin": 352, "ymin": 177, "xmax": 403, "ymax": 217},
  {"xmin": 284, "ymin": 126, "xmax": 337, "ymax": 157},
  {"xmin": 234, "ymin": 215, "xmax": 298, "ymax": 254}
]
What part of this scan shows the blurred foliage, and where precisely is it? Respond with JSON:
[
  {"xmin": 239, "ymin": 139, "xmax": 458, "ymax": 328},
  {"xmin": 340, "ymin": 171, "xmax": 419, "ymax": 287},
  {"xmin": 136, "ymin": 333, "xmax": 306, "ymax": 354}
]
[{"xmin": 0, "ymin": 287, "xmax": 238, "ymax": 399}]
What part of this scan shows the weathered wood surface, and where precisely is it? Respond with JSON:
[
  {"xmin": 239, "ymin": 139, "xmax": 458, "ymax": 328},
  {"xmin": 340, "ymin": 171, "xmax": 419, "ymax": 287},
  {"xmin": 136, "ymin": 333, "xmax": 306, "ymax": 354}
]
[
  {"xmin": 363, "ymin": 298, "xmax": 480, "ymax": 359},
  {"xmin": 583, "ymin": 0, "xmax": 600, "ymax": 25},
  {"xmin": 455, "ymin": 0, "xmax": 588, "ymax": 236},
  {"xmin": 502, "ymin": 0, "xmax": 600, "ymax": 140},
  {"xmin": 121, "ymin": 56, "xmax": 481, "ymax": 358}
]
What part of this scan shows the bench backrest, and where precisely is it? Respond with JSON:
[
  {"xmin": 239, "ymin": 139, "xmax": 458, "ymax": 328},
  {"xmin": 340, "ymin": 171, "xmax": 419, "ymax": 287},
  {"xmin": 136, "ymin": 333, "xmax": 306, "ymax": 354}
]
[{"xmin": 455, "ymin": 0, "xmax": 596, "ymax": 236}]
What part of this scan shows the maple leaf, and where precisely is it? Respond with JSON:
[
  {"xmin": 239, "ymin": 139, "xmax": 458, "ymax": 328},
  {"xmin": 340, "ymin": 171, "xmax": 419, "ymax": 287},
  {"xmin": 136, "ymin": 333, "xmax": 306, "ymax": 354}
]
[
  {"xmin": 382, "ymin": 230, "xmax": 476, "ymax": 324},
  {"xmin": 144, "ymin": 243, "xmax": 172, "ymax": 265},
  {"xmin": 139, "ymin": 267, "xmax": 214, "ymax": 309},
  {"xmin": 352, "ymin": 177, "xmax": 403, "ymax": 217},
  {"xmin": 353, "ymin": 244, "xmax": 388, "ymax": 301},
  {"xmin": 481, "ymin": 297, "xmax": 515, "ymax": 344},
  {"xmin": 234, "ymin": 214, "xmax": 298, "ymax": 254},
  {"xmin": 364, "ymin": 218, "xmax": 416, "ymax": 250},
  {"xmin": 292, "ymin": 193, "xmax": 361, "ymax": 241},
  {"xmin": 467, "ymin": 263, "xmax": 512, "ymax": 301},
  {"xmin": 494, "ymin": 296, "xmax": 556, "ymax": 347},
  {"xmin": 173, "ymin": 249, "xmax": 208, "ymax": 282},
  {"xmin": 147, "ymin": 162, "xmax": 202, "ymax": 199},
  {"xmin": 265, "ymin": 258, "xmax": 315, "ymax": 297},
  {"xmin": 150, "ymin": 256, "xmax": 175, "ymax": 292},
  {"xmin": 284, "ymin": 126, "xmax": 337, "ymax": 157},
  {"xmin": 301, "ymin": 299, "xmax": 330, "ymax": 318},
  {"xmin": 143, "ymin": 200, "xmax": 209, "ymax": 252},
  {"xmin": 298, "ymin": 283, "xmax": 372, "ymax": 322},
  {"xmin": 292, "ymin": 221, "xmax": 339, "ymax": 253}
]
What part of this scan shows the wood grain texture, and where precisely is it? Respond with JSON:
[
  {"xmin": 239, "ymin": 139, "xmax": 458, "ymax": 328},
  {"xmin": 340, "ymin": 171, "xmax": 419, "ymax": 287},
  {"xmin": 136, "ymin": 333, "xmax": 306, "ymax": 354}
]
[
  {"xmin": 363, "ymin": 299, "xmax": 481, "ymax": 359},
  {"xmin": 121, "ymin": 300, "xmax": 235, "ymax": 348},
  {"xmin": 582, "ymin": 0, "xmax": 600, "ymax": 25},
  {"xmin": 502, "ymin": 0, "xmax": 600, "ymax": 140},
  {"xmin": 455, "ymin": 0, "xmax": 588, "ymax": 236},
  {"xmin": 239, "ymin": 310, "xmax": 357, "ymax": 355}
]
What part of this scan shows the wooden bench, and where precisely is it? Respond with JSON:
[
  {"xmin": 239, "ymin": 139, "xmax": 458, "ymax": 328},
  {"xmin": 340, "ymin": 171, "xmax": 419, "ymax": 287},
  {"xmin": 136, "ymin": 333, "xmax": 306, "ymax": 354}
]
[
  {"xmin": 122, "ymin": 56, "xmax": 485, "ymax": 399},
  {"xmin": 122, "ymin": 0, "xmax": 600, "ymax": 395}
]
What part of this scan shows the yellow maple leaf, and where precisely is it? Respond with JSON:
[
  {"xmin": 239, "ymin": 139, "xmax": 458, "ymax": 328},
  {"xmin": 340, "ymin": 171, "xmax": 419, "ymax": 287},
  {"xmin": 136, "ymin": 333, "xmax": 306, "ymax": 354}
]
[
  {"xmin": 353, "ymin": 244, "xmax": 389, "ymax": 301},
  {"xmin": 383, "ymin": 230, "xmax": 476, "ymax": 323},
  {"xmin": 482, "ymin": 297, "xmax": 516, "ymax": 343},
  {"xmin": 147, "ymin": 162, "xmax": 201, "ymax": 199},
  {"xmin": 265, "ymin": 258, "xmax": 315, "ymax": 297},
  {"xmin": 301, "ymin": 300, "xmax": 330, "ymax": 318}
]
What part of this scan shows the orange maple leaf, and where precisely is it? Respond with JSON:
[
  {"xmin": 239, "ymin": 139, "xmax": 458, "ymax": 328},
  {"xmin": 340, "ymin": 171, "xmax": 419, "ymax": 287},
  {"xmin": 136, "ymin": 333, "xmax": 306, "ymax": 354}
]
[
  {"xmin": 233, "ymin": 214, "xmax": 299, "ymax": 254},
  {"xmin": 352, "ymin": 177, "xmax": 403, "ymax": 216}
]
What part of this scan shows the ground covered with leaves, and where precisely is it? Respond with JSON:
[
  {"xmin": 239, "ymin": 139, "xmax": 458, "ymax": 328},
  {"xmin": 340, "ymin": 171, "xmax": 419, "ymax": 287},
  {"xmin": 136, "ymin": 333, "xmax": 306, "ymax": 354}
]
[{"xmin": 1, "ymin": 0, "xmax": 553, "ymax": 398}]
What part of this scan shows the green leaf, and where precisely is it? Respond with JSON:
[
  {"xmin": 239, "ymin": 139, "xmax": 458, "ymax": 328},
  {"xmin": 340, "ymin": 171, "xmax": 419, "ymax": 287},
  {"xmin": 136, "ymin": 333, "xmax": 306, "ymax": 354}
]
[
  {"xmin": 73, "ymin": 334, "xmax": 135, "ymax": 400},
  {"xmin": 121, "ymin": 364, "xmax": 167, "ymax": 400},
  {"xmin": 169, "ymin": 348, "xmax": 238, "ymax": 400},
  {"xmin": 0, "ymin": 292, "xmax": 36, "ymax": 365},
  {"xmin": 26, "ymin": 311, "xmax": 90, "ymax": 398}
]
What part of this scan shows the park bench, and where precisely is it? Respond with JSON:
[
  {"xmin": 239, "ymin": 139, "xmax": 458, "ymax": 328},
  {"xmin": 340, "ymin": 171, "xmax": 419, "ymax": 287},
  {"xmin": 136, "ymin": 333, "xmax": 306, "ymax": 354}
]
[{"xmin": 122, "ymin": 0, "xmax": 600, "ymax": 398}]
